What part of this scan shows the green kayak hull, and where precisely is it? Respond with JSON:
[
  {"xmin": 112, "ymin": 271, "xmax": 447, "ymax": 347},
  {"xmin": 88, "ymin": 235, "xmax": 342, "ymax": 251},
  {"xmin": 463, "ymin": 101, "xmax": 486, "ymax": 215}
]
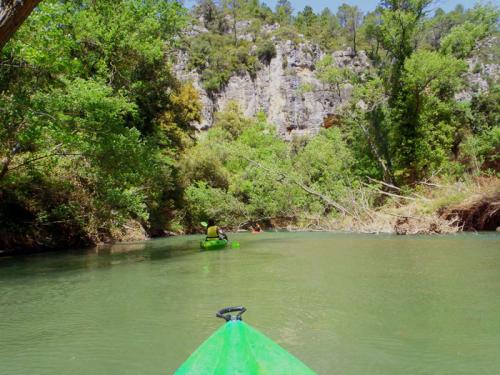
[
  {"xmin": 175, "ymin": 320, "xmax": 316, "ymax": 374},
  {"xmin": 200, "ymin": 239, "xmax": 228, "ymax": 250}
]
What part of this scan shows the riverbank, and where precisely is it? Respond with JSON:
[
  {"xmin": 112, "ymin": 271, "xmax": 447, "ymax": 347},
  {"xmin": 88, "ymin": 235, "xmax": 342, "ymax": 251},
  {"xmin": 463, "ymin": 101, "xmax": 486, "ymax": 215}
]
[
  {"xmin": 276, "ymin": 177, "xmax": 499, "ymax": 235},
  {"xmin": 2, "ymin": 177, "xmax": 498, "ymax": 256}
]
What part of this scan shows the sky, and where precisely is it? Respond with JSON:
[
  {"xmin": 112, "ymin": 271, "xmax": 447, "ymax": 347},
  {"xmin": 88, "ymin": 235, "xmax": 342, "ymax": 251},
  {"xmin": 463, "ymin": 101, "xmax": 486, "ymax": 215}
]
[{"xmin": 184, "ymin": 0, "xmax": 486, "ymax": 13}]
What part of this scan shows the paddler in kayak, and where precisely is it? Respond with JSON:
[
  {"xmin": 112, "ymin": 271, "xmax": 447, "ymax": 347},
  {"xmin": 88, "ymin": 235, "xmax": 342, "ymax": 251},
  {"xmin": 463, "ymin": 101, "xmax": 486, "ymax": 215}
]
[
  {"xmin": 251, "ymin": 222, "xmax": 262, "ymax": 234},
  {"xmin": 206, "ymin": 219, "xmax": 228, "ymax": 241}
]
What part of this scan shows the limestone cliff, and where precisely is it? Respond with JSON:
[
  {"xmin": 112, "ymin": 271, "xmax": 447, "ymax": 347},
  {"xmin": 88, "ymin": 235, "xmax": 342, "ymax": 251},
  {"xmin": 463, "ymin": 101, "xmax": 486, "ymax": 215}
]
[
  {"xmin": 456, "ymin": 36, "xmax": 500, "ymax": 101},
  {"xmin": 174, "ymin": 25, "xmax": 370, "ymax": 140},
  {"xmin": 175, "ymin": 24, "xmax": 498, "ymax": 139}
]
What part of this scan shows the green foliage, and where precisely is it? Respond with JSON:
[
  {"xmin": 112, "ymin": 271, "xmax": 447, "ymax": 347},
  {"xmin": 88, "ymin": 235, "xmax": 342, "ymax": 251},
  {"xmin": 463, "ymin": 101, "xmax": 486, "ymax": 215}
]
[
  {"xmin": 423, "ymin": 5, "xmax": 466, "ymax": 49},
  {"xmin": 360, "ymin": 8, "xmax": 382, "ymax": 59},
  {"xmin": 460, "ymin": 127, "xmax": 500, "ymax": 174},
  {"xmin": 184, "ymin": 181, "xmax": 246, "ymax": 227},
  {"xmin": 193, "ymin": 0, "xmax": 228, "ymax": 33},
  {"xmin": 188, "ymin": 33, "xmax": 259, "ymax": 92},
  {"xmin": 294, "ymin": 128, "xmax": 355, "ymax": 206},
  {"xmin": 0, "ymin": 0, "xmax": 194, "ymax": 248},
  {"xmin": 317, "ymin": 56, "xmax": 354, "ymax": 97},
  {"xmin": 271, "ymin": 25, "xmax": 303, "ymax": 44},
  {"xmin": 389, "ymin": 51, "xmax": 467, "ymax": 181},
  {"xmin": 469, "ymin": 85, "xmax": 500, "ymax": 133},
  {"xmin": 298, "ymin": 82, "xmax": 315, "ymax": 94},
  {"xmin": 214, "ymin": 102, "xmax": 253, "ymax": 139},
  {"xmin": 256, "ymin": 40, "xmax": 277, "ymax": 65},
  {"xmin": 440, "ymin": 4, "xmax": 499, "ymax": 58},
  {"xmin": 458, "ymin": 86, "xmax": 500, "ymax": 174},
  {"xmin": 337, "ymin": 3, "xmax": 363, "ymax": 53},
  {"xmin": 293, "ymin": 7, "xmax": 342, "ymax": 50},
  {"xmin": 334, "ymin": 1, "xmax": 500, "ymax": 185},
  {"xmin": 2, "ymin": 0, "xmax": 500, "ymax": 249},
  {"xmin": 276, "ymin": 0, "xmax": 293, "ymax": 24},
  {"xmin": 180, "ymin": 106, "xmax": 360, "ymax": 227}
]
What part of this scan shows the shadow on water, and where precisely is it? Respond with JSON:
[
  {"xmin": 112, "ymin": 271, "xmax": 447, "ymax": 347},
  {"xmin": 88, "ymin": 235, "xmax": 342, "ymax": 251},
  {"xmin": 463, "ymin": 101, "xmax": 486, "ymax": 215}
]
[
  {"xmin": 0, "ymin": 235, "xmax": 205, "ymax": 280},
  {"xmin": 1, "ymin": 231, "xmax": 498, "ymax": 281}
]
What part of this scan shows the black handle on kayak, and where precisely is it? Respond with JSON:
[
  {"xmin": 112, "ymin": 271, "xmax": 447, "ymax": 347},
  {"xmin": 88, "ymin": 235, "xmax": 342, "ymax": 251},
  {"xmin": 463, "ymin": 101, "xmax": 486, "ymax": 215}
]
[{"xmin": 216, "ymin": 306, "xmax": 246, "ymax": 322}]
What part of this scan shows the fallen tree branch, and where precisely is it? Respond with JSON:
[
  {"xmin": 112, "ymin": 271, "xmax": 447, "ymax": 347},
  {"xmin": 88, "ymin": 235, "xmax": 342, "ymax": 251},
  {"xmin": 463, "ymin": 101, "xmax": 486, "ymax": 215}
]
[
  {"xmin": 241, "ymin": 155, "xmax": 352, "ymax": 216},
  {"xmin": 361, "ymin": 181, "xmax": 417, "ymax": 201},
  {"xmin": 367, "ymin": 176, "xmax": 400, "ymax": 191},
  {"xmin": 236, "ymin": 215, "xmax": 296, "ymax": 229},
  {"xmin": 418, "ymin": 181, "xmax": 447, "ymax": 188}
]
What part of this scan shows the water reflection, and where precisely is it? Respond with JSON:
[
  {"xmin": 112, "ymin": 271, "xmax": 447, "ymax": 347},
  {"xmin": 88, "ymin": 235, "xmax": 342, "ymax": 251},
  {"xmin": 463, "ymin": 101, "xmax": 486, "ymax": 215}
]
[
  {"xmin": 0, "ymin": 235, "xmax": 206, "ymax": 279},
  {"xmin": 0, "ymin": 232, "xmax": 499, "ymax": 375}
]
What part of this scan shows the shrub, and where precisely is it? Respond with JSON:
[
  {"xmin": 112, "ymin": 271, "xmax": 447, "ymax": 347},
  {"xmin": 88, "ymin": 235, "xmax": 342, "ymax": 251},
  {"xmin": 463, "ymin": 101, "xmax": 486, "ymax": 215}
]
[{"xmin": 256, "ymin": 40, "xmax": 277, "ymax": 64}]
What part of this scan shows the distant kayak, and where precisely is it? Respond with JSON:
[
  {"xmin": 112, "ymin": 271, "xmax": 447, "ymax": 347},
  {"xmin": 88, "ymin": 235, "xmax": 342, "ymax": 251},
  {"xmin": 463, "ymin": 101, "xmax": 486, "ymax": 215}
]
[
  {"xmin": 200, "ymin": 239, "xmax": 228, "ymax": 250},
  {"xmin": 175, "ymin": 307, "xmax": 316, "ymax": 374}
]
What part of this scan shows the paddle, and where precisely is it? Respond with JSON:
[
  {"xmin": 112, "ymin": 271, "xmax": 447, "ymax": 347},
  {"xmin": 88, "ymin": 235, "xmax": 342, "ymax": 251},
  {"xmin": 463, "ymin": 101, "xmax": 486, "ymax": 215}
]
[{"xmin": 200, "ymin": 222, "xmax": 240, "ymax": 249}]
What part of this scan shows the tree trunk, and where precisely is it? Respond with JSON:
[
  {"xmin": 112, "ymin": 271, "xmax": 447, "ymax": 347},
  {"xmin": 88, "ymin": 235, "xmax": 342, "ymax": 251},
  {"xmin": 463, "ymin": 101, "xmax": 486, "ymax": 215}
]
[
  {"xmin": 0, "ymin": 0, "xmax": 42, "ymax": 51},
  {"xmin": 232, "ymin": 1, "xmax": 237, "ymax": 46},
  {"xmin": 0, "ymin": 143, "xmax": 20, "ymax": 181},
  {"xmin": 352, "ymin": 23, "xmax": 357, "ymax": 55}
]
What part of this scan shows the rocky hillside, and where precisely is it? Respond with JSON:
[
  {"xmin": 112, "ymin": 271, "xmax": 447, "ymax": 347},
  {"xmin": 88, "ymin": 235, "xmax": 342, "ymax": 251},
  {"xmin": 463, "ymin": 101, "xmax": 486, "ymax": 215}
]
[
  {"xmin": 456, "ymin": 36, "xmax": 500, "ymax": 101},
  {"xmin": 174, "ymin": 22, "xmax": 370, "ymax": 139},
  {"xmin": 176, "ymin": 20, "xmax": 499, "ymax": 140}
]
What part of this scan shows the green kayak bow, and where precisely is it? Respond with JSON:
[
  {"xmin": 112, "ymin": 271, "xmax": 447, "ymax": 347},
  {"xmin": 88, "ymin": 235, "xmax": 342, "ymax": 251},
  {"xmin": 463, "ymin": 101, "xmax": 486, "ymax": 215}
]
[{"xmin": 175, "ymin": 307, "xmax": 316, "ymax": 374}]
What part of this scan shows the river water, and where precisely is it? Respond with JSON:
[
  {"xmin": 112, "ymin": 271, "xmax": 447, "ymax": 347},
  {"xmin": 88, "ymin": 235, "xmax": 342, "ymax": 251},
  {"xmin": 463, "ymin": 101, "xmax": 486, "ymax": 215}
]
[{"xmin": 0, "ymin": 232, "xmax": 499, "ymax": 374}]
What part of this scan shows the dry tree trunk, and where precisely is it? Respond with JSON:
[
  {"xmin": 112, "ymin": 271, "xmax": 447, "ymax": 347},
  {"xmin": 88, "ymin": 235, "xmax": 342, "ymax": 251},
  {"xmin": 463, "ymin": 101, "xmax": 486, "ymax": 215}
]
[{"xmin": 0, "ymin": 0, "xmax": 42, "ymax": 51}]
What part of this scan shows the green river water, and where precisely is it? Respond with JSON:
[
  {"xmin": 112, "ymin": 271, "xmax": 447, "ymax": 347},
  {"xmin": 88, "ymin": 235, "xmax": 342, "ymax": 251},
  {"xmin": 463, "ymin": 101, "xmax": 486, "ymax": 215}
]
[{"xmin": 0, "ymin": 232, "xmax": 499, "ymax": 374}]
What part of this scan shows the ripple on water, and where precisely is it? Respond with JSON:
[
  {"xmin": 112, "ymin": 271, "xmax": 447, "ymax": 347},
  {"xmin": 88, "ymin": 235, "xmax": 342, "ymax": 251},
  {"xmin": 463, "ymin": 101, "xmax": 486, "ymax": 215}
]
[{"xmin": 0, "ymin": 232, "xmax": 499, "ymax": 374}]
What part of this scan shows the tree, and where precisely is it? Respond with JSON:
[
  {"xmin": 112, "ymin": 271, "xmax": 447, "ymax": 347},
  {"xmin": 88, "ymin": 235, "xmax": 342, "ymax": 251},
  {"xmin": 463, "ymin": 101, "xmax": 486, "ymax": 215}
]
[
  {"xmin": 378, "ymin": 0, "xmax": 432, "ymax": 100},
  {"xmin": 0, "ymin": 0, "xmax": 192, "ymax": 248},
  {"xmin": 316, "ymin": 8, "xmax": 341, "ymax": 50},
  {"xmin": 194, "ymin": 0, "xmax": 226, "ymax": 33},
  {"xmin": 317, "ymin": 56, "xmax": 352, "ymax": 99},
  {"xmin": 296, "ymin": 6, "xmax": 316, "ymax": 29},
  {"xmin": 336, "ymin": 3, "xmax": 363, "ymax": 54},
  {"xmin": 440, "ymin": 4, "xmax": 499, "ymax": 58},
  {"xmin": 390, "ymin": 51, "xmax": 467, "ymax": 182},
  {"xmin": 256, "ymin": 39, "xmax": 276, "ymax": 65},
  {"xmin": 276, "ymin": 0, "xmax": 292, "ymax": 24},
  {"xmin": 361, "ymin": 8, "xmax": 382, "ymax": 60},
  {"xmin": 0, "ymin": 0, "xmax": 42, "ymax": 51},
  {"xmin": 424, "ymin": 6, "xmax": 465, "ymax": 49},
  {"xmin": 223, "ymin": 0, "xmax": 243, "ymax": 44}
]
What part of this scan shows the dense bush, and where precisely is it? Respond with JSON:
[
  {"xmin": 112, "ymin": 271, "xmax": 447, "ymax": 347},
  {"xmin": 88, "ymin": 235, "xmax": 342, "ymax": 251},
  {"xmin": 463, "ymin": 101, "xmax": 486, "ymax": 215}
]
[
  {"xmin": 180, "ymin": 104, "xmax": 362, "ymax": 228},
  {"xmin": 256, "ymin": 40, "xmax": 277, "ymax": 64},
  {"xmin": 188, "ymin": 33, "xmax": 259, "ymax": 92},
  {"xmin": 0, "ymin": 0, "xmax": 194, "ymax": 249}
]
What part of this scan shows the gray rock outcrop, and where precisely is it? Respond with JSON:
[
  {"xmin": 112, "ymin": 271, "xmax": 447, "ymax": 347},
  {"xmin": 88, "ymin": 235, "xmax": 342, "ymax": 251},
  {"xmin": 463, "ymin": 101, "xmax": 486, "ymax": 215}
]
[
  {"xmin": 175, "ymin": 22, "xmax": 498, "ymax": 139},
  {"xmin": 174, "ymin": 36, "xmax": 370, "ymax": 140},
  {"xmin": 456, "ymin": 36, "xmax": 499, "ymax": 101}
]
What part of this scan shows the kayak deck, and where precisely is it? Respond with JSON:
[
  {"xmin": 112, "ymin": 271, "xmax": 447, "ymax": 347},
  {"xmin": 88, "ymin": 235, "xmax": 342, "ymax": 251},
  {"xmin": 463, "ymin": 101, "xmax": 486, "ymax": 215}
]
[
  {"xmin": 176, "ymin": 320, "xmax": 316, "ymax": 374},
  {"xmin": 175, "ymin": 307, "xmax": 316, "ymax": 374}
]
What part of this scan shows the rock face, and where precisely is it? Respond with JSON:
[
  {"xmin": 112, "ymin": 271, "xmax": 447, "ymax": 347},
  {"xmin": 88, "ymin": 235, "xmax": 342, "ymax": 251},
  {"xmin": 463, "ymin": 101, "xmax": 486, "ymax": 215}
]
[
  {"xmin": 175, "ymin": 26, "xmax": 498, "ymax": 139},
  {"xmin": 174, "ymin": 34, "xmax": 370, "ymax": 140},
  {"xmin": 456, "ymin": 36, "xmax": 500, "ymax": 101}
]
